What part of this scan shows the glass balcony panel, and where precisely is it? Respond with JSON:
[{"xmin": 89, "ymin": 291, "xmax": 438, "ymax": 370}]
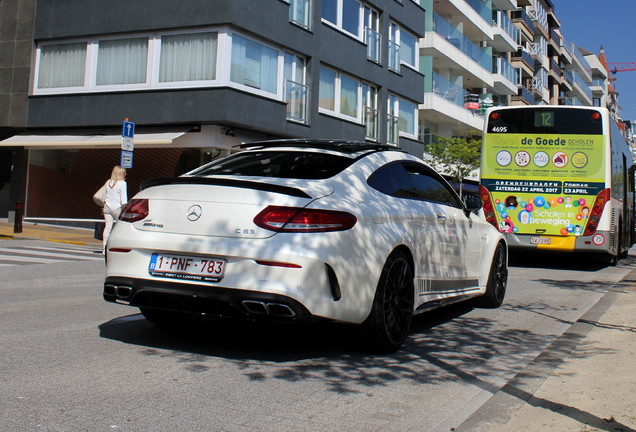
[
  {"xmin": 364, "ymin": 107, "xmax": 379, "ymax": 141},
  {"xmin": 365, "ymin": 27, "xmax": 381, "ymax": 63},
  {"xmin": 387, "ymin": 114, "xmax": 399, "ymax": 144},
  {"xmin": 431, "ymin": 72, "xmax": 468, "ymax": 106},
  {"xmin": 388, "ymin": 40, "xmax": 400, "ymax": 71},
  {"xmin": 433, "ymin": 14, "xmax": 491, "ymax": 71},
  {"xmin": 285, "ymin": 80, "xmax": 308, "ymax": 123}
]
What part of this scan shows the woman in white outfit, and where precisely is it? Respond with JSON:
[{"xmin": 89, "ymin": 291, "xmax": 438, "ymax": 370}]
[{"xmin": 102, "ymin": 165, "xmax": 128, "ymax": 253}]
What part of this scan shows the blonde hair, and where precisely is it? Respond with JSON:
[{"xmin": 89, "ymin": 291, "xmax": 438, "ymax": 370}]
[{"xmin": 110, "ymin": 165, "xmax": 126, "ymax": 182}]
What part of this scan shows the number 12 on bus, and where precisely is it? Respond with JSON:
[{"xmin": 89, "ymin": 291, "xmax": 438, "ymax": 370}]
[{"xmin": 480, "ymin": 106, "xmax": 635, "ymax": 264}]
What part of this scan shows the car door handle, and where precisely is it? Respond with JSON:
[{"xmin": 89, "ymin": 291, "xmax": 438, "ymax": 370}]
[{"xmin": 436, "ymin": 214, "xmax": 446, "ymax": 220}]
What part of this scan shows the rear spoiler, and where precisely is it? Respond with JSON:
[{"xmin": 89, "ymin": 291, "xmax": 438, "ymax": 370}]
[{"xmin": 140, "ymin": 177, "xmax": 312, "ymax": 199}]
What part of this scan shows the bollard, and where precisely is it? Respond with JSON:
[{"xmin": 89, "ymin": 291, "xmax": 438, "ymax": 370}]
[{"xmin": 14, "ymin": 201, "xmax": 23, "ymax": 234}]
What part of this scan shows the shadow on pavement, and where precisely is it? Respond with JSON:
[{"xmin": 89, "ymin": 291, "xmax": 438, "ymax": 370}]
[
  {"xmin": 97, "ymin": 300, "xmax": 586, "ymax": 394},
  {"xmin": 509, "ymin": 249, "xmax": 636, "ymax": 271}
]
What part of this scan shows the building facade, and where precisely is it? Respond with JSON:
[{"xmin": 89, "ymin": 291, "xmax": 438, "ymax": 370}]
[
  {"xmin": 0, "ymin": 0, "xmax": 425, "ymax": 220},
  {"xmin": 0, "ymin": 0, "xmax": 622, "ymax": 222}
]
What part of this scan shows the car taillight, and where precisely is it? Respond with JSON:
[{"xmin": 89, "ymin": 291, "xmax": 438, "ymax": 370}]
[
  {"xmin": 253, "ymin": 206, "xmax": 357, "ymax": 233},
  {"xmin": 583, "ymin": 188, "xmax": 610, "ymax": 236},
  {"xmin": 119, "ymin": 199, "xmax": 149, "ymax": 222}
]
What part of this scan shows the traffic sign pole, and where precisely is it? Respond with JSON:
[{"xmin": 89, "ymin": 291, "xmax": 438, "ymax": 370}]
[{"xmin": 121, "ymin": 119, "xmax": 135, "ymax": 169}]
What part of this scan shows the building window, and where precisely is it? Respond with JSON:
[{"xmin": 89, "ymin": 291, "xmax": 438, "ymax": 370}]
[
  {"xmin": 96, "ymin": 37, "xmax": 148, "ymax": 86},
  {"xmin": 342, "ymin": 0, "xmax": 361, "ymax": 35},
  {"xmin": 322, "ymin": 0, "xmax": 338, "ymax": 25},
  {"xmin": 399, "ymin": 99, "xmax": 416, "ymax": 135},
  {"xmin": 319, "ymin": 66, "xmax": 378, "ymax": 127},
  {"xmin": 362, "ymin": 83, "xmax": 379, "ymax": 140},
  {"xmin": 37, "ymin": 42, "xmax": 87, "ymax": 89},
  {"xmin": 159, "ymin": 32, "xmax": 217, "ymax": 82},
  {"xmin": 34, "ymin": 28, "xmax": 289, "ymax": 103},
  {"xmin": 319, "ymin": 67, "xmax": 337, "ymax": 111},
  {"xmin": 289, "ymin": 0, "xmax": 311, "ymax": 29},
  {"xmin": 231, "ymin": 34, "xmax": 278, "ymax": 94},
  {"xmin": 340, "ymin": 75, "xmax": 359, "ymax": 117},
  {"xmin": 364, "ymin": 6, "xmax": 381, "ymax": 63},
  {"xmin": 322, "ymin": 0, "xmax": 364, "ymax": 39},
  {"xmin": 389, "ymin": 22, "xmax": 417, "ymax": 71},
  {"xmin": 388, "ymin": 94, "xmax": 417, "ymax": 142},
  {"xmin": 284, "ymin": 53, "xmax": 308, "ymax": 122}
]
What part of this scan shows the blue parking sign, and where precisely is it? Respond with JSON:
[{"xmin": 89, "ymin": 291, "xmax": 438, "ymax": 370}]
[
  {"xmin": 120, "ymin": 150, "xmax": 133, "ymax": 169},
  {"xmin": 122, "ymin": 120, "xmax": 135, "ymax": 138}
]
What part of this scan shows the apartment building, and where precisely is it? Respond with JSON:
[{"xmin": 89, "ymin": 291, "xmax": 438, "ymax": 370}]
[
  {"xmin": 418, "ymin": 0, "xmax": 601, "ymax": 144},
  {"xmin": 0, "ymin": 0, "xmax": 619, "ymax": 223},
  {"xmin": 0, "ymin": 0, "xmax": 425, "ymax": 220}
]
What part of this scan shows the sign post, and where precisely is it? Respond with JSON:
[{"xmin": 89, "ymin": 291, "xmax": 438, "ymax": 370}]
[{"xmin": 121, "ymin": 119, "xmax": 135, "ymax": 169}]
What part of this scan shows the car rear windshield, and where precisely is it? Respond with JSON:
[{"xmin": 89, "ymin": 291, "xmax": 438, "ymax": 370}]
[{"xmin": 190, "ymin": 151, "xmax": 355, "ymax": 180}]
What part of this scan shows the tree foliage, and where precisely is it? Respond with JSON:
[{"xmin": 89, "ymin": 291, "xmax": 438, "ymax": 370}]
[{"xmin": 426, "ymin": 133, "xmax": 481, "ymax": 196}]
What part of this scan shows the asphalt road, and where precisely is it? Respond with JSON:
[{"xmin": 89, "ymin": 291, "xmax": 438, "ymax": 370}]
[{"xmin": 1, "ymin": 240, "xmax": 634, "ymax": 432}]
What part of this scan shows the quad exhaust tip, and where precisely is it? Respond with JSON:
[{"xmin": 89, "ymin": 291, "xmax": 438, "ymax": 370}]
[
  {"xmin": 242, "ymin": 300, "xmax": 296, "ymax": 318},
  {"xmin": 104, "ymin": 284, "xmax": 133, "ymax": 302}
]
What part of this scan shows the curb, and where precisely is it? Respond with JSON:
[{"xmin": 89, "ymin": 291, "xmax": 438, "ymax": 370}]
[{"xmin": 455, "ymin": 267, "xmax": 636, "ymax": 431}]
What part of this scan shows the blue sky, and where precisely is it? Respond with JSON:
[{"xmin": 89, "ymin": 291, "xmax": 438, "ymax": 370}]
[{"xmin": 555, "ymin": 1, "xmax": 636, "ymax": 121}]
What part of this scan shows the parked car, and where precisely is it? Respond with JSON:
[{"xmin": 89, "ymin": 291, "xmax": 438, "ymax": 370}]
[{"xmin": 103, "ymin": 139, "xmax": 508, "ymax": 352}]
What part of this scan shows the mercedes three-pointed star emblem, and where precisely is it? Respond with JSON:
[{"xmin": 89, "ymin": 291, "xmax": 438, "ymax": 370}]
[{"xmin": 187, "ymin": 204, "xmax": 202, "ymax": 221}]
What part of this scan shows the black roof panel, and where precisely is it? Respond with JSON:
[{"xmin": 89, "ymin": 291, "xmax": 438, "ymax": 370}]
[{"xmin": 240, "ymin": 139, "xmax": 402, "ymax": 154}]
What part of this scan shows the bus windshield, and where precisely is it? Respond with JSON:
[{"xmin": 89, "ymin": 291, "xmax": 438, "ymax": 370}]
[{"xmin": 487, "ymin": 108, "xmax": 604, "ymax": 134}]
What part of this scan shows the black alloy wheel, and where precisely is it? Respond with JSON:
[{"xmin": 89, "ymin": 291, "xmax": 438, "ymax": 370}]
[
  {"xmin": 363, "ymin": 250, "xmax": 414, "ymax": 353},
  {"xmin": 474, "ymin": 242, "xmax": 508, "ymax": 308}
]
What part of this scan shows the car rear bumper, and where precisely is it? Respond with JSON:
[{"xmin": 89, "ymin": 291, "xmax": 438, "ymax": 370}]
[{"xmin": 104, "ymin": 276, "xmax": 326, "ymax": 323}]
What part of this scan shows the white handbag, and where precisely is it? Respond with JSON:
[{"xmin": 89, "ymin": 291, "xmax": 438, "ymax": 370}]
[{"xmin": 93, "ymin": 182, "xmax": 107, "ymax": 207}]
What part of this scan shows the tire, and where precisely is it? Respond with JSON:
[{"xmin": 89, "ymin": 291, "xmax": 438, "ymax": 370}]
[
  {"xmin": 362, "ymin": 251, "xmax": 414, "ymax": 353},
  {"xmin": 473, "ymin": 242, "xmax": 508, "ymax": 308}
]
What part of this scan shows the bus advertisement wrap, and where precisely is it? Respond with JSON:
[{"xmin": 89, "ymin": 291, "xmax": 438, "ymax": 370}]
[{"xmin": 481, "ymin": 133, "xmax": 605, "ymax": 236}]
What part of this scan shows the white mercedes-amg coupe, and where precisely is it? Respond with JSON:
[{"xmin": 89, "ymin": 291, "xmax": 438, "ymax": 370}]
[{"xmin": 104, "ymin": 140, "xmax": 507, "ymax": 352}]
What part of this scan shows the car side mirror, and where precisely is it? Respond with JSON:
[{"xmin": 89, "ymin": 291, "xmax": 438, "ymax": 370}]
[{"xmin": 463, "ymin": 194, "xmax": 482, "ymax": 214}]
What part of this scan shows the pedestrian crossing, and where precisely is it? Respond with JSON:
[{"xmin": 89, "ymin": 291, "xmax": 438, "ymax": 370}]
[{"xmin": 0, "ymin": 244, "xmax": 103, "ymax": 267}]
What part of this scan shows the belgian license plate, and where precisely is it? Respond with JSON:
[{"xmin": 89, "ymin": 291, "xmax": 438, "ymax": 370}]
[
  {"xmin": 530, "ymin": 237, "xmax": 551, "ymax": 245},
  {"xmin": 148, "ymin": 253, "xmax": 226, "ymax": 282}
]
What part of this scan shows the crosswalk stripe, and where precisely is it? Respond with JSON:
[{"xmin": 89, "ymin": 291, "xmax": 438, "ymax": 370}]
[{"xmin": 0, "ymin": 244, "xmax": 103, "ymax": 266}]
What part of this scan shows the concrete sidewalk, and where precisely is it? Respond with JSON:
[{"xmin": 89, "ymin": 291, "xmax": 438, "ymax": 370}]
[
  {"xmin": 1, "ymin": 220, "xmax": 635, "ymax": 431},
  {"xmin": 0, "ymin": 221, "xmax": 102, "ymax": 245},
  {"xmin": 457, "ymin": 272, "xmax": 636, "ymax": 432}
]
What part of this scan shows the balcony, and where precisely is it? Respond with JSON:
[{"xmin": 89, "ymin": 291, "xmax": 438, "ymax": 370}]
[
  {"xmin": 562, "ymin": 68, "xmax": 573, "ymax": 86},
  {"xmin": 465, "ymin": 0, "xmax": 492, "ymax": 24},
  {"xmin": 431, "ymin": 72, "xmax": 465, "ymax": 106},
  {"xmin": 422, "ymin": 72, "xmax": 484, "ymax": 132},
  {"xmin": 550, "ymin": 58, "xmax": 561, "ymax": 78},
  {"xmin": 511, "ymin": 9, "xmax": 534, "ymax": 36},
  {"xmin": 493, "ymin": 56, "xmax": 518, "ymax": 95},
  {"xmin": 491, "ymin": 0, "xmax": 517, "ymax": 11},
  {"xmin": 421, "ymin": 17, "xmax": 493, "ymax": 88},
  {"xmin": 492, "ymin": 11, "xmax": 518, "ymax": 52},
  {"xmin": 550, "ymin": 28, "xmax": 562, "ymax": 49},
  {"xmin": 511, "ymin": 48, "xmax": 534, "ymax": 68},
  {"xmin": 512, "ymin": 86, "xmax": 534, "ymax": 105},
  {"xmin": 426, "ymin": 13, "xmax": 491, "ymax": 69}
]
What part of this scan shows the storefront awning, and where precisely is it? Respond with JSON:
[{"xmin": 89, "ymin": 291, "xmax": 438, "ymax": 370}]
[{"xmin": 0, "ymin": 130, "xmax": 191, "ymax": 149}]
